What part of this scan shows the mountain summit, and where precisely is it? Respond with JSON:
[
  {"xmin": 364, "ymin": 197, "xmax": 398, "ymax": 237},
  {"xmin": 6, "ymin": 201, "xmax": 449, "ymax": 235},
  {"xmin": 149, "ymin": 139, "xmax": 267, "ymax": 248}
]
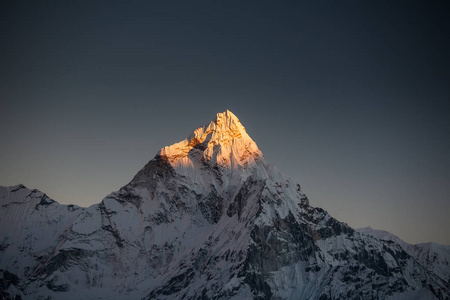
[
  {"xmin": 131, "ymin": 110, "xmax": 268, "ymax": 193},
  {"xmin": 158, "ymin": 110, "xmax": 261, "ymax": 175},
  {"xmin": 0, "ymin": 111, "xmax": 449, "ymax": 299}
]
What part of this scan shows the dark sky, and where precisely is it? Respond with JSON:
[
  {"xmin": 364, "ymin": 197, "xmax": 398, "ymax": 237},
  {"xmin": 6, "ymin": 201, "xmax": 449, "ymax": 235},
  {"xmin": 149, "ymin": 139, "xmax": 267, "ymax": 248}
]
[{"xmin": 1, "ymin": 1, "xmax": 449, "ymax": 244}]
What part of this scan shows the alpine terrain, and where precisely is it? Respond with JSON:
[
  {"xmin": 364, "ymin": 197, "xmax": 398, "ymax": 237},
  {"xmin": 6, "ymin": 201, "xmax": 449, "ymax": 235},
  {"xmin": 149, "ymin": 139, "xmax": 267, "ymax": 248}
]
[{"xmin": 1, "ymin": 110, "xmax": 449, "ymax": 299}]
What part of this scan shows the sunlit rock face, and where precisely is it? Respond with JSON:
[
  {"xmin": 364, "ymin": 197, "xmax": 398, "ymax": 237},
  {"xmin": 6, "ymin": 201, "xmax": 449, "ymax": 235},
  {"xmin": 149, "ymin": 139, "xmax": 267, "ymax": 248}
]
[
  {"xmin": 159, "ymin": 110, "xmax": 261, "ymax": 168},
  {"xmin": 1, "ymin": 111, "xmax": 449, "ymax": 300},
  {"xmin": 132, "ymin": 110, "xmax": 269, "ymax": 196}
]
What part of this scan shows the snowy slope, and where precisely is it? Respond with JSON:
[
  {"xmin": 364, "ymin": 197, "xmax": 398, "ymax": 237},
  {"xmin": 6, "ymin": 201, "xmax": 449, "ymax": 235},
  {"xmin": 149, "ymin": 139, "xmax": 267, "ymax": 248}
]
[
  {"xmin": 0, "ymin": 185, "xmax": 84, "ymax": 299},
  {"xmin": 1, "ymin": 110, "xmax": 449, "ymax": 299},
  {"xmin": 357, "ymin": 227, "xmax": 450, "ymax": 284}
]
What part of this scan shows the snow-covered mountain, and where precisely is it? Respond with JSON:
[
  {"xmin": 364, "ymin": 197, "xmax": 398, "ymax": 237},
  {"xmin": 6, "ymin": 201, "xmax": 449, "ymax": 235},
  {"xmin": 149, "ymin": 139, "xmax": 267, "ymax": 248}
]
[
  {"xmin": 357, "ymin": 227, "xmax": 450, "ymax": 286},
  {"xmin": 1, "ymin": 110, "xmax": 449, "ymax": 299}
]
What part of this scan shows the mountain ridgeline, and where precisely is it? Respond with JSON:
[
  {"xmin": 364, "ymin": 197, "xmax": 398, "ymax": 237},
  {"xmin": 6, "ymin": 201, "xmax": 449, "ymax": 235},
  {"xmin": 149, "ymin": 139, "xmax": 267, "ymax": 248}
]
[{"xmin": 1, "ymin": 110, "xmax": 449, "ymax": 299}]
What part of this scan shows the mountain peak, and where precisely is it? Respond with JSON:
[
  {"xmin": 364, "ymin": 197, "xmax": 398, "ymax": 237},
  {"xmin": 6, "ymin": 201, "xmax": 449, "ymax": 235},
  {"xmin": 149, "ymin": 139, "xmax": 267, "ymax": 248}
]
[
  {"xmin": 212, "ymin": 109, "xmax": 243, "ymax": 130},
  {"xmin": 187, "ymin": 109, "xmax": 246, "ymax": 146},
  {"xmin": 158, "ymin": 110, "xmax": 262, "ymax": 170}
]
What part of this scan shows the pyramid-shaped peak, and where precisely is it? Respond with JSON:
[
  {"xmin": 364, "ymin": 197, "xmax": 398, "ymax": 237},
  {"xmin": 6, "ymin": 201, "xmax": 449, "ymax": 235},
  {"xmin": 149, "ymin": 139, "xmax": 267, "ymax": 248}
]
[
  {"xmin": 214, "ymin": 109, "xmax": 242, "ymax": 126},
  {"xmin": 190, "ymin": 109, "xmax": 247, "ymax": 138},
  {"xmin": 187, "ymin": 110, "xmax": 247, "ymax": 142},
  {"xmin": 158, "ymin": 110, "xmax": 261, "ymax": 168}
]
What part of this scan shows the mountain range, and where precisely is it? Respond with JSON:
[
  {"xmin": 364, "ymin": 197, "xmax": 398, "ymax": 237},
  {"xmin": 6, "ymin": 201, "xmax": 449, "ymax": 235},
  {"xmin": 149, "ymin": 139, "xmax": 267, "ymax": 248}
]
[{"xmin": 1, "ymin": 110, "xmax": 448, "ymax": 299}]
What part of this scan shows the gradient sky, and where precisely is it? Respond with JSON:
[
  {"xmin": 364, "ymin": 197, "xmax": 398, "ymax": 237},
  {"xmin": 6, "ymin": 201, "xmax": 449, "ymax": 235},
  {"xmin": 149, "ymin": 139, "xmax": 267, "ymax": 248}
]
[{"xmin": 1, "ymin": 1, "xmax": 449, "ymax": 245}]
